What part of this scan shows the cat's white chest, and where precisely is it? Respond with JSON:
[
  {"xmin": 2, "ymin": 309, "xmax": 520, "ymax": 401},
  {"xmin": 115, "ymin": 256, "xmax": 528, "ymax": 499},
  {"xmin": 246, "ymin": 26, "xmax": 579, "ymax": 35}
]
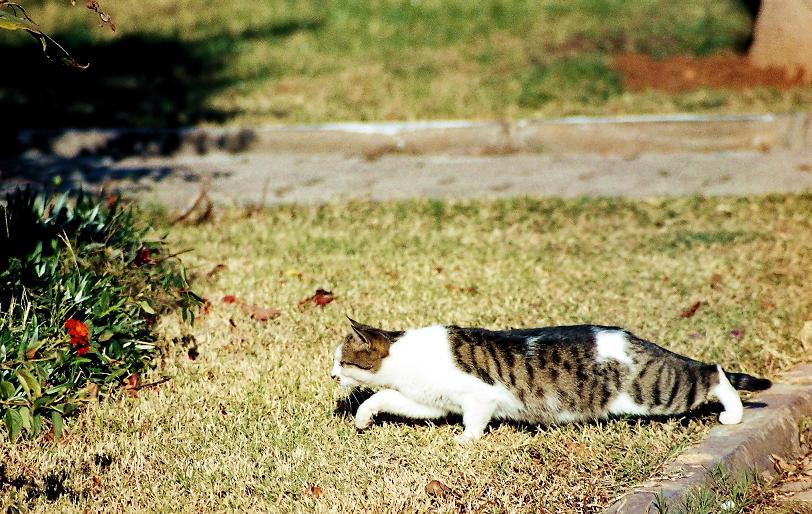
[{"xmin": 378, "ymin": 326, "xmax": 526, "ymax": 419}]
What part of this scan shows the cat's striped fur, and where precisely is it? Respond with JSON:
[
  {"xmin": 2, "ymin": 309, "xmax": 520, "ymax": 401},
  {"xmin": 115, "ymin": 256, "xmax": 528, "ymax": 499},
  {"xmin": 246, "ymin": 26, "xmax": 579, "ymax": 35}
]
[{"xmin": 331, "ymin": 318, "xmax": 771, "ymax": 441}]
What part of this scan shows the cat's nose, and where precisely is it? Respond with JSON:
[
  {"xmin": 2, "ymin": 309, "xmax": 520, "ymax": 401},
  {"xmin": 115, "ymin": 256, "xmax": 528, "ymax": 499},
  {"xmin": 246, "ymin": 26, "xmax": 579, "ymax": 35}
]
[{"xmin": 330, "ymin": 372, "xmax": 339, "ymax": 381}]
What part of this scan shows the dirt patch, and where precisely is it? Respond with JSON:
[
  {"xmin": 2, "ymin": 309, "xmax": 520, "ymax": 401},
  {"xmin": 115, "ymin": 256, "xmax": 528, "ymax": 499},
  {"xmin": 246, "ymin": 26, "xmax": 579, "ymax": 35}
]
[{"xmin": 613, "ymin": 53, "xmax": 810, "ymax": 93}]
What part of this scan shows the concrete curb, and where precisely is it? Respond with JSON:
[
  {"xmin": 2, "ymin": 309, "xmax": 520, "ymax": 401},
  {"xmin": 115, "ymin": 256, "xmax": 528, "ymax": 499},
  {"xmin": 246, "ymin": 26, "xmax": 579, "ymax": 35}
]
[
  {"xmin": 12, "ymin": 113, "xmax": 812, "ymax": 159},
  {"xmin": 606, "ymin": 363, "xmax": 812, "ymax": 513}
]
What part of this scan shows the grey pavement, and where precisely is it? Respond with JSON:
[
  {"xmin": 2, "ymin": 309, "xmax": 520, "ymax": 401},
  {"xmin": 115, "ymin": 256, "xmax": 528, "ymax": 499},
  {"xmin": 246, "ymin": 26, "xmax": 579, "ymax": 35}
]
[{"xmin": 15, "ymin": 148, "xmax": 810, "ymax": 208}]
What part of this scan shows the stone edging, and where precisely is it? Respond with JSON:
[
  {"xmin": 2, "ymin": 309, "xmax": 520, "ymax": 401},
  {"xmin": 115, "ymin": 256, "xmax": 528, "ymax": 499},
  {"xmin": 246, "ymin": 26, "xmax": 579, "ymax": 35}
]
[
  {"xmin": 11, "ymin": 113, "xmax": 812, "ymax": 159},
  {"xmin": 606, "ymin": 363, "xmax": 812, "ymax": 513}
]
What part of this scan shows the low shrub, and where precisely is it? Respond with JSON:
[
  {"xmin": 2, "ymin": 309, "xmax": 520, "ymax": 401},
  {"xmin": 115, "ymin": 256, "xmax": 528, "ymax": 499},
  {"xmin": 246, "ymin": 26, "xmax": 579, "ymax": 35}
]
[{"xmin": 0, "ymin": 189, "xmax": 199, "ymax": 440}]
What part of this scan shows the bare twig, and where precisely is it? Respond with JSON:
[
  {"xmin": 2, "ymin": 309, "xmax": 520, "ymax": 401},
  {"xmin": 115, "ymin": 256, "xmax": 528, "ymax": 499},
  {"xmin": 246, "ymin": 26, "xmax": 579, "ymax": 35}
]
[
  {"xmin": 152, "ymin": 248, "xmax": 193, "ymax": 264},
  {"xmin": 171, "ymin": 185, "xmax": 210, "ymax": 224},
  {"xmin": 134, "ymin": 376, "xmax": 172, "ymax": 390}
]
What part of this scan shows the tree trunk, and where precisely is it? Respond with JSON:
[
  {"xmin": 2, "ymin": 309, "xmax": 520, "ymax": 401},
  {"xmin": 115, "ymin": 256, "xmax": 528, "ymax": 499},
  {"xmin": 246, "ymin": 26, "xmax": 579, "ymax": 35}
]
[{"xmin": 748, "ymin": 0, "xmax": 812, "ymax": 79}]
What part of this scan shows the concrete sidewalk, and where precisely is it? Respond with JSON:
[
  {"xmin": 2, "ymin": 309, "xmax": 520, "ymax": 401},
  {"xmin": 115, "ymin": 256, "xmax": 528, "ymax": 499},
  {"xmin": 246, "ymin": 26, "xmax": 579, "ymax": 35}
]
[
  {"xmin": 5, "ymin": 148, "xmax": 811, "ymax": 208},
  {"xmin": 3, "ymin": 113, "xmax": 812, "ymax": 206}
]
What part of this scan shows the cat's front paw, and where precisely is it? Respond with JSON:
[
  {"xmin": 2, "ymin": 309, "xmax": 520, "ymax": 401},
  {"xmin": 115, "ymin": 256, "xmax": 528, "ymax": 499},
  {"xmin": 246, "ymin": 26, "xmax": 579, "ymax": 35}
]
[
  {"xmin": 355, "ymin": 405, "xmax": 375, "ymax": 430},
  {"xmin": 718, "ymin": 411, "xmax": 742, "ymax": 425},
  {"xmin": 453, "ymin": 431, "xmax": 481, "ymax": 444}
]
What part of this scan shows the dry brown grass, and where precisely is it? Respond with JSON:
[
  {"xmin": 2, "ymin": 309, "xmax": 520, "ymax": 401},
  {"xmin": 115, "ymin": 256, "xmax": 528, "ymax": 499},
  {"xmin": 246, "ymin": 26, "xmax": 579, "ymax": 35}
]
[{"xmin": 1, "ymin": 195, "xmax": 810, "ymax": 512}]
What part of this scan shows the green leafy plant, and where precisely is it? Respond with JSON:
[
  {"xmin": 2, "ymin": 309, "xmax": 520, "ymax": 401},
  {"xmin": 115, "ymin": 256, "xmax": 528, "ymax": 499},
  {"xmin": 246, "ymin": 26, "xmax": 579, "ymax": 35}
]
[{"xmin": 0, "ymin": 188, "xmax": 200, "ymax": 441}]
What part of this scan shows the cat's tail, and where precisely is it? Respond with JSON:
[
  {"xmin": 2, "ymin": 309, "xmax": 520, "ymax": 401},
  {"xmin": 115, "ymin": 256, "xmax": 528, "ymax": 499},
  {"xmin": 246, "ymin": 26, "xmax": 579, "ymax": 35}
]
[{"xmin": 724, "ymin": 371, "xmax": 772, "ymax": 391}]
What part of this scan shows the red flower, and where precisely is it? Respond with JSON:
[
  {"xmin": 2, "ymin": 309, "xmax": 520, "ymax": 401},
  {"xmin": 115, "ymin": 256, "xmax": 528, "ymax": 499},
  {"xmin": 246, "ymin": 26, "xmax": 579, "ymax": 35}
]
[{"xmin": 65, "ymin": 318, "xmax": 91, "ymax": 355}]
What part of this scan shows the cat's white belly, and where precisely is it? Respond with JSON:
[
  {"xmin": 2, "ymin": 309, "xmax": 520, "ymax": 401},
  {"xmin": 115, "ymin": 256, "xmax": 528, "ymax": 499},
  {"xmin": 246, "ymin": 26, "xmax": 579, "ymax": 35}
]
[{"xmin": 377, "ymin": 326, "xmax": 531, "ymax": 421}]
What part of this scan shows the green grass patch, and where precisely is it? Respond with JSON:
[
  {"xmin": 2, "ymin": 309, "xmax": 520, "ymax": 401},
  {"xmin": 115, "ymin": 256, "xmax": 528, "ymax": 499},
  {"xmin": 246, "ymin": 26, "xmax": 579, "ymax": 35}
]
[
  {"xmin": 656, "ymin": 466, "xmax": 788, "ymax": 514},
  {"xmin": 2, "ymin": 0, "xmax": 811, "ymax": 126},
  {"xmin": 0, "ymin": 194, "xmax": 809, "ymax": 511}
]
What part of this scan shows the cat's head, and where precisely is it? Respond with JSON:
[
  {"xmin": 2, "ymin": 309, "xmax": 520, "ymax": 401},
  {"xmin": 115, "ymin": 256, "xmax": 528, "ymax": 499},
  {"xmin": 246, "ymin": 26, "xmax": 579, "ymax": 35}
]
[{"xmin": 330, "ymin": 317, "xmax": 400, "ymax": 387}]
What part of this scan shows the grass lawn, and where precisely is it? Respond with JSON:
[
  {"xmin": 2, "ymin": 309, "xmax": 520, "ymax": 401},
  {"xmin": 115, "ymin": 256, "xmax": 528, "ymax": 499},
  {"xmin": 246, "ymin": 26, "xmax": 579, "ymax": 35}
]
[
  {"xmin": 1, "ymin": 194, "xmax": 810, "ymax": 512},
  {"xmin": 3, "ymin": 0, "xmax": 812, "ymax": 127}
]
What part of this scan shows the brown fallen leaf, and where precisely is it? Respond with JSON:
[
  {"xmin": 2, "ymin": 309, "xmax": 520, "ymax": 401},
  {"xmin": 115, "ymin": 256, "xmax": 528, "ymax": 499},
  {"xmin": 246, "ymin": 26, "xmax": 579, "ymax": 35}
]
[
  {"xmin": 206, "ymin": 264, "xmax": 226, "ymax": 279},
  {"xmin": 299, "ymin": 288, "xmax": 335, "ymax": 309},
  {"xmin": 772, "ymin": 453, "xmax": 793, "ymax": 475},
  {"xmin": 425, "ymin": 480, "xmax": 453, "ymax": 498},
  {"xmin": 188, "ymin": 346, "xmax": 199, "ymax": 360},
  {"xmin": 303, "ymin": 484, "xmax": 323, "ymax": 497},
  {"xmin": 223, "ymin": 295, "xmax": 281, "ymax": 321},
  {"xmin": 680, "ymin": 301, "xmax": 702, "ymax": 318},
  {"xmin": 444, "ymin": 284, "xmax": 478, "ymax": 295},
  {"xmin": 313, "ymin": 289, "xmax": 334, "ymax": 307},
  {"xmin": 241, "ymin": 304, "xmax": 281, "ymax": 321},
  {"xmin": 710, "ymin": 273, "xmax": 723, "ymax": 289},
  {"xmin": 81, "ymin": 382, "xmax": 99, "ymax": 400},
  {"xmin": 123, "ymin": 373, "xmax": 139, "ymax": 397}
]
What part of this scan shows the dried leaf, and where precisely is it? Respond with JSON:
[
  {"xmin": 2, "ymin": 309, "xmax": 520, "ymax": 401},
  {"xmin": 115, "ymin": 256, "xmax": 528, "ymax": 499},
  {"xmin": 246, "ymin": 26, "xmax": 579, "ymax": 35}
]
[
  {"xmin": 85, "ymin": 0, "xmax": 115, "ymax": 31},
  {"xmin": 80, "ymin": 382, "xmax": 99, "ymax": 400},
  {"xmin": 299, "ymin": 289, "xmax": 335, "ymax": 309},
  {"xmin": 303, "ymin": 485, "xmax": 323, "ymax": 497},
  {"xmin": 187, "ymin": 346, "xmax": 199, "ymax": 360},
  {"xmin": 772, "ymin": 453, "xmax": 792, "ymax": 474},
  {"xmin": 680, "ymin": 301, "xmax": 702, "ymax": 318},
  {"xmin": 314, "ymin": 289, "xmax": 334, "ymax": 307},
  {"xmin": 206, "ymin": 264, "xmax": 226, "ymax": 279},
  {"xmin": 123, "ymin": 373, "xmax": 138, "ymax": 396},
  {"xmin": 241, "ymin": 304, "xmax": 281, "ymax": 321},
  {"xmin": 710, "ymin": 273, "xmax": 723, "ymax": 288},
  {"xmin": 133, "ymin": 247, "xmax": 152, "ymax": 266},
  {"xmin": 425, "ymin": 480, "xmax": 453, "ymax": 497},
  {"xmin": 222, "ymin": 295, "xmax": 238, "ymax": 304}
]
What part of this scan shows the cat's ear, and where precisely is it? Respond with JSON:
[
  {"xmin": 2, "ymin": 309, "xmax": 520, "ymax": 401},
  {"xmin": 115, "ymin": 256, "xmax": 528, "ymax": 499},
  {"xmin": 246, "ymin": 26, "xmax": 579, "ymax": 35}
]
[{"xmin": 347, "ymin": 316, "xmax": 378, "ymax": 345}]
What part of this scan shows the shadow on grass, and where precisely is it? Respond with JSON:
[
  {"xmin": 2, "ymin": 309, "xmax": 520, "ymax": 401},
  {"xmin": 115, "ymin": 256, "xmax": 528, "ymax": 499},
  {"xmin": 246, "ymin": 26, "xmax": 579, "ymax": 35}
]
[
  {"xmin": 0, "ymin": 34, "xmax": 235, "ymax": 131},
  {"xmin": 1, "ymin": 15, "xmax": 324, "ymax": 130},
  {"xmin": 335, "ymin": 390, "xmax": 767, "ymax": 434},
  {"xmin": 0, "ymin": 19, "xmax": 322, "ymax": 187}
]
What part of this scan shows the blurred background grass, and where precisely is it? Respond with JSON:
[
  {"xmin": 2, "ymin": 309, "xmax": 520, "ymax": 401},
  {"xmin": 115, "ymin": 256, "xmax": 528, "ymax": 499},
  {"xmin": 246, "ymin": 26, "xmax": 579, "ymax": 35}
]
[{"xmin": 2, "ymin": 0, "xmax": 811, "ymax": 128}]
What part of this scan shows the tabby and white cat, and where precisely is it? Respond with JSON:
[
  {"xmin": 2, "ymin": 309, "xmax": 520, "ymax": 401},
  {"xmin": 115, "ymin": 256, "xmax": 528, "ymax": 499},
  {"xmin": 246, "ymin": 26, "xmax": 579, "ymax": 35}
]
[{"xmin": 330, "ymin": 318, "xmax": 771, "ymax": 442}]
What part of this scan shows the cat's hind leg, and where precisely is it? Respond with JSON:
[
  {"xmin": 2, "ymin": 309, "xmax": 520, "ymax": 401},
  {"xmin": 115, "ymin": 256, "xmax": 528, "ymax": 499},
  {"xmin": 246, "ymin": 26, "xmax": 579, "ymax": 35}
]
[
  {"xmin": 711, "ymin": 364, "xmax": 743, "ymax": 425},
  {"xmin": 355, "ymin": 389, "xmax": 447, "ymax": 430}
]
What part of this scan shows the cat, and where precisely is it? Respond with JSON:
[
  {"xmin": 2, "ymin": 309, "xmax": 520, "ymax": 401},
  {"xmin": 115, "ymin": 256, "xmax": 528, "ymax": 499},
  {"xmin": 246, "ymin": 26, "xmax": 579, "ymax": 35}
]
[{"xmin": 330, "ymin": 318, "xmax": 771, "ymax": 442}]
